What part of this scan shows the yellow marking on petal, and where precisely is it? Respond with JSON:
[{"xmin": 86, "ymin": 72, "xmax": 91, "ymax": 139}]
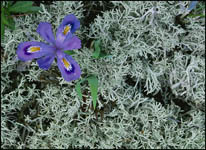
[
  {"xmin": 62, "ymin": 58, "xmax": 72, "ymax": 71},
  {"xmin": 63, "ymin": 25, "xmax": 71, "ymax": 35},
  {"xmin": 28, "ymin": 46, "xmax": 41, "ymax": 53}
]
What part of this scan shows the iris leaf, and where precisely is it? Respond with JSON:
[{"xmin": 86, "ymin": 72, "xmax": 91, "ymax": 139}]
[
  {"xmin": 8, "ymin": 1, "xmax": 42, "ymax": 13},
  {"xmin": 187, "ymin": 2, "xmax": 205, "ymax": 18},
  {"xmin": 8, "ymin": 1, "xmax": 33, "ymax": 12},
  {"xmin": 92, "ymin": 40, "xmax": 101, "ymax": 59},
  {"xmin": 1, "ymin": 17, "xmax": 5, "ymax": 41},
  {"xmin": 75, "ymin": 79, "xmax": 87, "ymax": 100},
  {"xmin": 187, "ymin": 13, "xmax": 205, "ymax": 18},
  {"xmin": 7, "ymin": 17, "xmax": 15, "ymax": 30},
  {"xmin": 1, "ymin": 8, "xmax": 10, "ymax": 26},
  {"xmin": 17, "ymin": 6, "xmax": 42, "ymax": 13},
  {"xmin": 92, "ymin": 39, "xmax": 110, "ymax": 59},
  {"xmin": 87, "ymin": 75, "xmax": 98, "ymax": 110},
  {"xmin": 75, "ymin": 82, "xmax": 83, "ymax": 100},
  {"xmin": 75, "ymin": 75, "xmax": 98, "ymax": 110},
  {"xmin": 64, "ymin": 50, "xmax": 76, "ymax": 55},
  {"xmin": 8, "ymin": 1, "xmax": 14, "ymax": 8}
]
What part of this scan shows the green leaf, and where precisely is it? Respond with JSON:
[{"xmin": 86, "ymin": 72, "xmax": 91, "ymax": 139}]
[
  {"xmin": 8, "ymin": 1, "xmax": 14, "ymax": 8},
  {"xmin": 75, "ymin": 82, "xmax": 83, "ymax": 100},
  {"xmin": 1, "ymin": 8, "xmax": 15, "ymax": 30},
  {"xmin": 92, "ymin": 39, "xmax": 110, "ymax": 59},
  {"xmin": 8, "ymin": 1, "xmax": 42, "ymax": 13},
  {"xmin": 7, "ymin": 17, "xmax": 15, "ymax": 30},
  {"xmin": 99, "ymin": 51, "xmax": 110, "ymax": 58},
  {"xmin": 92, "ymin": 40, "xmax": 101, "ymax": 59},
  {"xmin": 75, "ymin": 79, "xmax": 87, "ymax": 100},
  {"xmin": 2, "ymin": 10, "xmax": 15, "ymax": 31},
  {"xmin": 64, "ymin": 50, "xmax": 76, "ymax": 55},
  {"xmin": 1, "ymin": 18, "xmax": 5, "ymax": 41},
  {"xmin": 87, "ymin": 75, "xmax": 98, "ymax": 110},
  {"xmin": 194, "ymin": 3, "xmax": 205, "ymax": 12},
  {"xmin": 8, "ymin": 1, "xmax": 33, "ymax": 12},
  {"xmin": 75, "ymin": 75, "xmax": 99, "ymax": 110},
  {"xmin": 18, "ymin": 6, "xmax": 42, "ymax": 13},
  {"xmin": 1, "ymin": 8, "xmax": 10, "ymax": 26},
  {"xmin": 187, "ymin": 13, "xmax": 205, "ymax": 18}
]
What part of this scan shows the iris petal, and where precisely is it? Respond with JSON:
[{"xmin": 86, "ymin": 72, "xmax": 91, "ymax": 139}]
[
  {"xmin": 57, "ymin": 51, "xmax": 81, "ymax": 82},
  {"xmin": 37, "ymin": 54, "xmax": 55, "ymax": 70},
  {"xmin": 37, "ymin": 22, "xmax": 56, "ymax": 44},
  {"xmin": 17, "ymin": 41, "xmax": 56, "ymax": 61},
  {"xmin": 61, "ymin": 35, "xmax": 81, "ymax": 51},
  {"xmin": 56, "ymin": 14, "xmax": 80, "ymax": 44}
]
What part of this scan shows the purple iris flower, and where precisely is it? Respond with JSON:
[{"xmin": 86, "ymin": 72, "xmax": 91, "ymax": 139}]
[{"xmin": 17, "ymin": 14, "xmax": 81, "ymax": 82}]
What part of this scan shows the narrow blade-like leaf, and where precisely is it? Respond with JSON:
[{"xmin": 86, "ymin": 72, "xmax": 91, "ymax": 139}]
[
  {"xmin": 64, "ymin": 50, "xmax": 76, "ymax": 56},
  {"xmin": 15, "ymin": 6, "xmax": 42, "ymax": 13},
  {"xmin": 92, "ymin": 40, "xmax": 101, "ymax": 59},
  {"xmin": 87, "ymin": 75, "xmax": 98, "ymax": 109},
  {"xmin": 1, "ymin": 18, "xmax": 5, "ymax": 41},
  {"xmin": 75, "ymin": 79, "xmax": 86, "ymax": 100},
  {"xmin": 7, "ymin": 17, "xmax": 15, "ymax": 31},
  {"xmin": 8, "ymin": 1, "xmax": 42, "ymax": 13},
  {"xmin": 8, "ymin": 1, "xmax": 14, "ymax": 8},
  {"xmin": 8, "ymin": 1, "xmax": 33, "ymax": 12},
  {"xmin": 1, "ymin": 8, "xmax": 10, "ymax": 26},
  {"xmin": 99, "ymin": 51, "xmax": 110, "ymax": 58},
  {"xmin": 75, "ymin": 81, "xmax": 83, "ymax": 100}
]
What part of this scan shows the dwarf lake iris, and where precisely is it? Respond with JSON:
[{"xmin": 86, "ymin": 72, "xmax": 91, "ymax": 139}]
[{"xmin": 17, "ymin": 14, "xmax": 81, "ymax": 82}]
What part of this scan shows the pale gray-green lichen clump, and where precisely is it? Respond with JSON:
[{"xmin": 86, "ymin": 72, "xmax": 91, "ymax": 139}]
[{"xmin": 1, "ymin": 1, "xmax": 205, "ymax": 149}]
